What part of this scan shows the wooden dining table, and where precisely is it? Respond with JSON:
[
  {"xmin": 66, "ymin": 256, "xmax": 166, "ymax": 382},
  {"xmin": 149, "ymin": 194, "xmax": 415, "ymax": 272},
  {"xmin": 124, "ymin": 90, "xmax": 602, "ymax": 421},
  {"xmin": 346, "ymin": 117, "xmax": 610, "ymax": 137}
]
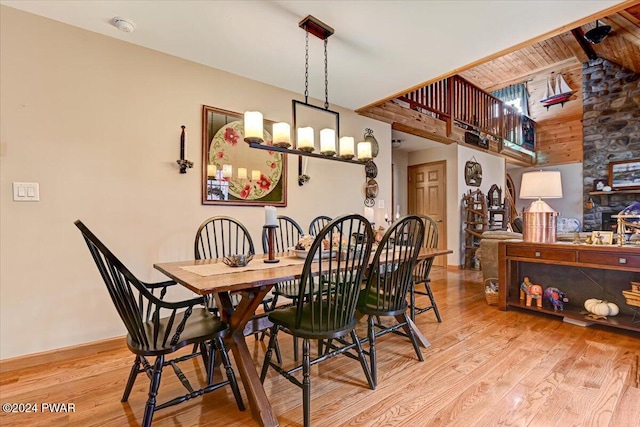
[{"xmin": 154, "ymin": 247, "xmax": 452, "ymax": 427}]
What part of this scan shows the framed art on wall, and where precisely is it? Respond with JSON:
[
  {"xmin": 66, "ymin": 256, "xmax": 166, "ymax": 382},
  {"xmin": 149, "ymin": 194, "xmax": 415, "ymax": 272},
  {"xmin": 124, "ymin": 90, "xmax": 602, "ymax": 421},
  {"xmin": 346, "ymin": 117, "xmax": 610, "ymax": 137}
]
[
  {"xmin": 608, "ymin": 159, "xmax": 640, "ymax": 191},
  {"xmin": 202, "ymin": 106, "xmax": 287, "ymax": 206}
]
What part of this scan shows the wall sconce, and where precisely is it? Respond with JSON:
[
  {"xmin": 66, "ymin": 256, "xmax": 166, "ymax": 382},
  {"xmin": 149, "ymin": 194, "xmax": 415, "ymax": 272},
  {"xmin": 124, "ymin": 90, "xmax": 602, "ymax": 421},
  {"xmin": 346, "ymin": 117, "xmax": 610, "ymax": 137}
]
[{"xmin": 176, "ymin": 125, "xmax": 193, "ymax": 173}]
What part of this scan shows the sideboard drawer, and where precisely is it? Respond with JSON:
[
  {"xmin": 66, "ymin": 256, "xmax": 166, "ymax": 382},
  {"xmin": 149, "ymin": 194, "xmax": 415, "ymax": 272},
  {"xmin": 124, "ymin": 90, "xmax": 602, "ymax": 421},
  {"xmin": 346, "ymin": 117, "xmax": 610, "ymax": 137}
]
[
  {"xmin": 506, "ymin": 246, "xmax": 576, "ymax": 262},
  {"xmin": 578, "ymin": 251, "xmax": 640, "ymax": 268}
]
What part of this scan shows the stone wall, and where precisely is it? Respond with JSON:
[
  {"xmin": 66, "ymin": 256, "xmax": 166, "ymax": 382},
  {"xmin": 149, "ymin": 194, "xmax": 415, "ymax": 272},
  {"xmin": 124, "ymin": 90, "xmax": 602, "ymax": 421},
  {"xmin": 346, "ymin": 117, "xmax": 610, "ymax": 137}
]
[{"xmin": 582, "ymin": 58, "xmax": 640, "ymax": 231}]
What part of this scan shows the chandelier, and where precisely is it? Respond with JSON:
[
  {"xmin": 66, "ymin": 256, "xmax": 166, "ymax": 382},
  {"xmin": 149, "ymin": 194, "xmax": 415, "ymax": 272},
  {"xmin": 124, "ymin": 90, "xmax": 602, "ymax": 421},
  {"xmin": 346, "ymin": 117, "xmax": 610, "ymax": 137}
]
[{"xmin": 243, "ymin": 15, "xmax": 371, "ymax": 165}]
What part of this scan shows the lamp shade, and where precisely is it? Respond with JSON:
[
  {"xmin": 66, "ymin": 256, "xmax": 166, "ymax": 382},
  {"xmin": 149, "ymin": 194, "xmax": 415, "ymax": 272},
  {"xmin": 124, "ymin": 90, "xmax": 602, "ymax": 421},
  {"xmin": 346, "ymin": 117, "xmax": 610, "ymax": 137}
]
[{"xmin": 520, "ymin": 170, "xmax": 563, "ymax": 199}]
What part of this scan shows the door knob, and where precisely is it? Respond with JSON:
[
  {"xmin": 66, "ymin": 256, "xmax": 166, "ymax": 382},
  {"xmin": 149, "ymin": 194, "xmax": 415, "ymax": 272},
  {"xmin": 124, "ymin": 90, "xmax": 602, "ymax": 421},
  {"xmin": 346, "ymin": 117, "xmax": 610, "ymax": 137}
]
[{"xmin": 436, "ymin": 219, "xmax": 443, "ymax": 222}]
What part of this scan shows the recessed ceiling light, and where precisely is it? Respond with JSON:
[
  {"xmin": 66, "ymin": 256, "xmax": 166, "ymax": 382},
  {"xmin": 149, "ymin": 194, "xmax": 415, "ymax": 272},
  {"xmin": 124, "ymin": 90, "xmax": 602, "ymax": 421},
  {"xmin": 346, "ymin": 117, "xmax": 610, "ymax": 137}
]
[{"xmin": 112, "ymin": 17, "xmax": 135, "ymax": 33}]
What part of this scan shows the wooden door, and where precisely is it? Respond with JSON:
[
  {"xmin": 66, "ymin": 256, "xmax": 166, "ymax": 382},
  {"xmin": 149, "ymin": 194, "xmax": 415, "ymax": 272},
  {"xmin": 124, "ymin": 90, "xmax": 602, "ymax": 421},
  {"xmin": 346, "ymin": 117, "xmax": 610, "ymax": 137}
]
[{"xmin": 408, "ymin": 161, "xmax": 447, "ymax": 267}]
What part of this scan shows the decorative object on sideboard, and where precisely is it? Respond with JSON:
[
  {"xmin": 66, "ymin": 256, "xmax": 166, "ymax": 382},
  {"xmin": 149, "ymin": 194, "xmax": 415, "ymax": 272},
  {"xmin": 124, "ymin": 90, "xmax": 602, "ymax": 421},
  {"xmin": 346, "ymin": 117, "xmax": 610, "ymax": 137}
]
[
  {"xmin": 519, "ymin": 170, "xmax": 562, "ymax": 243},
  {"xmin": 543, "ymin": 287, "xmax": 569, "ymax": 312},
  {"xmin": 612, "ymin": 201, "xmax": 640, "ymax": 247},
  {"xmin": 176, "ymin": 125, "xmax": 194, "ymax": 174},
  {"xmin": 242, "ymin": 15, "xmax": 369, "ymax": 167}
]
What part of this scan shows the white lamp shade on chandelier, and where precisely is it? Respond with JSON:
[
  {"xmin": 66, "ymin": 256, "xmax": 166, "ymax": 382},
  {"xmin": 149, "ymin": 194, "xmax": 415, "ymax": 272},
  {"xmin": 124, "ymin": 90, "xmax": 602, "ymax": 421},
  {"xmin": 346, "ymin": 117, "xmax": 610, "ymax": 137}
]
[
  {"xmin": 339, "ymin": 136, "xmax": 355, "ymax": 158},
  {"xmin": 272, "ymin": 122, "xmax": 291, "ymax": 146},
  {"xmin": 244, "ymin": 111, "xmax": 264, "ymax": 143},
  {"xmin": 297, "ymin": 127, "xmax": 315, "ymax": 151},
  {"xmin": 320, "ymin": 128, "xmax": 336, "ymax": 155},
  {"xmin": 357, "ymin": 141, "xmax": 372, "ymax": 161}
]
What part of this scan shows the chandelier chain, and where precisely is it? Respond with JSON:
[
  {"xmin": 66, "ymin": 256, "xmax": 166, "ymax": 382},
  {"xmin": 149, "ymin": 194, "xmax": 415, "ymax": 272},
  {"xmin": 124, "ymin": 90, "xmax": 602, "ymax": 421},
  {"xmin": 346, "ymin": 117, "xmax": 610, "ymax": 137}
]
[
  {"xmin": 324, "ymin": 38, "xmax": 329, "ymax": 110},
  {"xmin": 304, "ymin": 29, "xmax": 309, "ymax": 103}
]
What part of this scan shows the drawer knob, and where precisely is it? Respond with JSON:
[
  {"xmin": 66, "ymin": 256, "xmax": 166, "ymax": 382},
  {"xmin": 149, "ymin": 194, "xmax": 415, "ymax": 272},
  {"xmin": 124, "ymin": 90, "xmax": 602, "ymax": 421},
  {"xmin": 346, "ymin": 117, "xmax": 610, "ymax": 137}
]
[
  {"xmin": 619, "ymin": 258, "xmax": 627, "ymax": 264},
  {"xmin": 535, "ymin": 252, "xmax": 541, "ymax": 257}
]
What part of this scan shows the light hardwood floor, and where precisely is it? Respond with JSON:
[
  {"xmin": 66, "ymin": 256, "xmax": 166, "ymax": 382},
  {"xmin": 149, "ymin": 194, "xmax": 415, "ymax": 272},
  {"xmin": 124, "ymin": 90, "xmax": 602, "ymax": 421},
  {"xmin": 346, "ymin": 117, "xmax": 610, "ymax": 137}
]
[{"xmin": 1, "ymin": 269, "xmax": 639, "ymax": 427}]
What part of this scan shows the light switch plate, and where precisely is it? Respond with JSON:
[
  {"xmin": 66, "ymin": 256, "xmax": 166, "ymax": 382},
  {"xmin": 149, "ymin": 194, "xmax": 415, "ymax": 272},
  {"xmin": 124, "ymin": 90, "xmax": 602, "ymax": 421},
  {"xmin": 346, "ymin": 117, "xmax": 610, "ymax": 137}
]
[
  {"xmin": 378, "ymin": 199, "xmax": 385, "ymax": 209},
  {"xmin": 13, "ymin": 182, "xmax": 40, "ymax": 201}
]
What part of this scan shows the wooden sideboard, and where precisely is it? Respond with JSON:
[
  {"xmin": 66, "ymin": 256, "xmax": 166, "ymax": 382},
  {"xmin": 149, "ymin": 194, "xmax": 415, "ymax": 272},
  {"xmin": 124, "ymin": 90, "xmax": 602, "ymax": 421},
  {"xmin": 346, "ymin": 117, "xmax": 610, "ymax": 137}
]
[{"xmin": 498, "ymin": 241, "xmax": 640, "ymax": 333}]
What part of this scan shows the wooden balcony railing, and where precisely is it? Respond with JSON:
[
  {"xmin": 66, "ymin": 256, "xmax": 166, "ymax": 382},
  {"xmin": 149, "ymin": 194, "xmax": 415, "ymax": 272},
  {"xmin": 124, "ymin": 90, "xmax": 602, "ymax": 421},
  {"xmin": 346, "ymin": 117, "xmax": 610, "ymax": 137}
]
[{"xmin": 398, "ymin": 75, "xmax": 535, "ymax": 153}]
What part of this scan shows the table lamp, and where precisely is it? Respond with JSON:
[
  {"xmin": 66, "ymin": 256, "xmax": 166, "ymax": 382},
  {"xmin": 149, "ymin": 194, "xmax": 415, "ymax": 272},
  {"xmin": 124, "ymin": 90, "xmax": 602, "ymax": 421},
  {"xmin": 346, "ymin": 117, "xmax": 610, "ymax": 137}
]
[{"xmin": 519, "ymin": 170, "xmax": 563, "ymax": 243}]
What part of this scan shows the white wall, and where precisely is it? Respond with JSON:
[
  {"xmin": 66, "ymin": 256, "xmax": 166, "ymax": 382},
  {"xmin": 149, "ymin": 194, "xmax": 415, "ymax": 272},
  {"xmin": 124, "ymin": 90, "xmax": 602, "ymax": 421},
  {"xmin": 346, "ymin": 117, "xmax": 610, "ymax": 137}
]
[
  {"xmin": 0, "ymin": 7, "xmax": 391, "ymax": 359},
  {"xmin": 508, "ymin": 163, "xmax": 583, "ymax": 226},
  {"xmin": 399, "ymin": 142, "xmax": 506, "ymax": 267},
  {"xmin": 392, "ymin": 150, "xmax": 408, "ymax": 217}
]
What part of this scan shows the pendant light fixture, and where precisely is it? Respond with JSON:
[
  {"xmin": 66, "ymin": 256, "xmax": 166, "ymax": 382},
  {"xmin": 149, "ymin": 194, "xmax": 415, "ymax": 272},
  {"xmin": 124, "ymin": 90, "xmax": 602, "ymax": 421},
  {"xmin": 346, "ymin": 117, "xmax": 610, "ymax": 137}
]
[{"xmin": 243, "ymin": 15, "xmax": 369, "ymax": 166}]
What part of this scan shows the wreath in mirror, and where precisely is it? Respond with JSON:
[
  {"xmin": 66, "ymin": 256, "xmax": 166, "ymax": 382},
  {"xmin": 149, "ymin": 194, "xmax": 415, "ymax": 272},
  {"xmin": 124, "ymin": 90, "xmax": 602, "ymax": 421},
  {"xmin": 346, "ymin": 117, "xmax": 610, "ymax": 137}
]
[{"xmin": 465, "ymin": 157, "xmax": 482, "ymax": 187}]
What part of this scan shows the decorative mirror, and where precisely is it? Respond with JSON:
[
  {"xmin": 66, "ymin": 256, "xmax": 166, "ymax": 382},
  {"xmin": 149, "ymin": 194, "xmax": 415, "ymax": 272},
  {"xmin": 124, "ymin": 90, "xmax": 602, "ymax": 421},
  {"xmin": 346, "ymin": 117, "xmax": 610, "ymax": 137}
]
[
  {"xmin": 202, "ymin": 106, "xmax": 287, "ymax": 206},
  {"xmin": 464, "ymin": 157, "xmax": 482, "ymax": 187}
]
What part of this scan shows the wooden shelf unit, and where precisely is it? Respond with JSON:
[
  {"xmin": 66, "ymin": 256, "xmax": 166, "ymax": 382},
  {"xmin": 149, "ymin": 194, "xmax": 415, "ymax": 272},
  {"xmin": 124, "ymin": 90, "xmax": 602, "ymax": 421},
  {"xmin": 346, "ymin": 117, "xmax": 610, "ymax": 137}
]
[
  {"xmin": 463, "ymin": 190, "xmax": 487, "ymax": 269},
  {"xmin": 498, "ymin": 241, "xmax": 640, "ymax": 334},
  {"xmin": 588, "ymin": 189, "xmax": 640, "ymax": 205}
]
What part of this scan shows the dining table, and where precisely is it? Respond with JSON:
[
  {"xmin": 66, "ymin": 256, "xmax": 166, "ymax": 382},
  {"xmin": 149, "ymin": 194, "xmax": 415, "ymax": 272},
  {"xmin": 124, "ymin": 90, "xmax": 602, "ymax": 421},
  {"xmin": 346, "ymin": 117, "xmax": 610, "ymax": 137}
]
[{"xmin": 154, "ymin": 247, "xmax": 452, "ymax": 427}]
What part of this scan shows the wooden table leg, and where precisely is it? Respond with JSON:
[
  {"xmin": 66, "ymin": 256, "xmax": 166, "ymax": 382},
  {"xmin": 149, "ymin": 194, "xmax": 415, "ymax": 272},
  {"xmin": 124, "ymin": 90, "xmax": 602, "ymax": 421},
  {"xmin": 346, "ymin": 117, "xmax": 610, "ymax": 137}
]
[
  {"xmin": 218, "ymin": 289, "xmax": 279, "ymax": 427},
  {"xmin": 395, "ymin": 314, "xmax": 431, "ymax": 348}
]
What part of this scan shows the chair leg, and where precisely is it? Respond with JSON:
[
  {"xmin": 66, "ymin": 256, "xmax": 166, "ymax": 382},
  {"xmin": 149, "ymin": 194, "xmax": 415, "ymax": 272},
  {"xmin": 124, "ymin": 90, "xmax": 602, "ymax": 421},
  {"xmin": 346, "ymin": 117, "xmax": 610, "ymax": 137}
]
[
  {"xmin": 205, "ymin": 341, "xmax": 215, "ymax": 386},
  {"xmin": 199, "ymin": 342, "xmax": 210, "ymax": 377},
  {"xmin": 273, "ymin": 333, "xmax": 283, "ymax": 364},
  {"xmin": 403, "ymin": 312, "xmax": 424, "ymax": 362},
  {"xmin": 215, "ymin": 337, "xmax": 245, "ymax": 411},
  {"xmin": 367, "ymin": 315, "xmax": 377, "ymax": 388},
  {"xmin": 352, "ymin": 329, "xmax": 375, "ymax": 390},
  {"xmin": 121, "ymin": 355, "xmax": 141, "ymax": 402},
  {"xmin": 425, "ymin": 281, "xmax": 442, "ymax": 322},
  {"xmin": 142, "ymin": 355, "xmax": 164, "ymax": 427},
  {"xmin": 302, "ymin": 338, "xmax": 311, "ymax": 427},
  {"xmin": 410, "ymin": 284, "xmax": 416, "ymax": 321},
  {"xmin": 260, "ymin": 325, "xmax": 279, "ymax": 383},
  {"xmin": 293, "ymin": 336, "xmax": 299, "ymax": 361}
]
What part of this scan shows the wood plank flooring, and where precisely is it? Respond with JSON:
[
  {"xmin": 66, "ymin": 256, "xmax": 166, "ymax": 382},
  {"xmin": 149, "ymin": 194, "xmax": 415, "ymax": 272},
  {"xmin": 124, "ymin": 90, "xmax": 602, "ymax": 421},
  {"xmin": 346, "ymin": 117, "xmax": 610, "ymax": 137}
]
[{"xmin": 1, "ymin": 269, "xmax": 638, "ymax": 427}]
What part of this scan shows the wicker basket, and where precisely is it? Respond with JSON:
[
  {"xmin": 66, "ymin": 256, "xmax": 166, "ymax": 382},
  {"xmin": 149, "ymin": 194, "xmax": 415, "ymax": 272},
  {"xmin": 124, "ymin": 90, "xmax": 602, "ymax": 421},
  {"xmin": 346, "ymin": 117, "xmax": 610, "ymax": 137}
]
[{"xmin": 484, "ymin": 278, "xmax": 499, "ymax": 306}]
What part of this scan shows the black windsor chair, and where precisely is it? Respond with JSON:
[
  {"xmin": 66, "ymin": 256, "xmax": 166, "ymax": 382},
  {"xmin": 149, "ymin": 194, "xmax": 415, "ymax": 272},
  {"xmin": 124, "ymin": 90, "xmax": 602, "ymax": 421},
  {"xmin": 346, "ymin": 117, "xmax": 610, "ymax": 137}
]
[
  {"xmin": 260, "ymin": 214, "xmax": 375, "ymax": 427},
  {"xmin": 410, "ymin": 214, "xmax": 441, "ymax": 322},
  {"xmin": 194, "ymin": 216, "xmax": 257, "ymax": 313},
  {"xmin": 261, "ymin": 215, "xmax": 305, "ymax": 311},
  {"xmin": 308, "ymin": 215, "xmax": 332, "ymax": 236},
  {"xmin": 75, "ymin": 220, "xmax": 244, "ymax": 427},
  {"xmin": 356, "ymin": 215, "xmax": 426, "ymax": 387}
]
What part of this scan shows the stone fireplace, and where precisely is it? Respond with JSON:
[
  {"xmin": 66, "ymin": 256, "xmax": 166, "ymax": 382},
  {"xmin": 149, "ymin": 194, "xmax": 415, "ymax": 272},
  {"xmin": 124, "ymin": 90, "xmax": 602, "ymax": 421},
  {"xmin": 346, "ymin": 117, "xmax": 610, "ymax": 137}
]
[{"xmin": 582, "ymin": 58, "xmax": 640, "ymax": 231}]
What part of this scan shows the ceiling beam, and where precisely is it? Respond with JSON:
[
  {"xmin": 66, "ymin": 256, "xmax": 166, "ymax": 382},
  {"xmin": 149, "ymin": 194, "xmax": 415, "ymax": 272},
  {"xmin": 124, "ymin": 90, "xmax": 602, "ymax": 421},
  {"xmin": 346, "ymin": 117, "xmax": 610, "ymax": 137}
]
[
  {"xmin": 603, "ymin": 12, "xmax": 640, "ymax": 46},
  {"xmin": 571, "ymin": 28, "xmax": 599, "ymax": 60}
]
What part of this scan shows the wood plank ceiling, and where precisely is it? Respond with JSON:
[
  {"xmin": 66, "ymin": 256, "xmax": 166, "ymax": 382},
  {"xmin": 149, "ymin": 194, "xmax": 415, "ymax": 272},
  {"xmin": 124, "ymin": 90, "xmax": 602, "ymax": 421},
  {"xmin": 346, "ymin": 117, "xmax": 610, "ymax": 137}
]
[{"xmin": 460, "ymin": 5, "xmax": 640, "ymax": 93}]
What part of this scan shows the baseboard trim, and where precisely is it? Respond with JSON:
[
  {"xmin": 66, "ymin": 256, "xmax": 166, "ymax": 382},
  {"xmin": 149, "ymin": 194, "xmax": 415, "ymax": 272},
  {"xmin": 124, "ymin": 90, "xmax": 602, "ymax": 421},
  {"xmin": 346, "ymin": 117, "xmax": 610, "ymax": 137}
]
[{"xmin": 0, "ymin": 335, "xmax": 126, "ymax": 374}]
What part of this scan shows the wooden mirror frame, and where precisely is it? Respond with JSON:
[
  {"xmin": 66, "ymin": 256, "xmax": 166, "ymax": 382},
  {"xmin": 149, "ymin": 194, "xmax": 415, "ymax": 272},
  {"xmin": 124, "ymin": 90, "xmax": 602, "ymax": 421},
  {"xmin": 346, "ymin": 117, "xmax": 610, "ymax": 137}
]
[{"xmin": 201, "ymin": 105, "xmax": 287, "ymax": 206}]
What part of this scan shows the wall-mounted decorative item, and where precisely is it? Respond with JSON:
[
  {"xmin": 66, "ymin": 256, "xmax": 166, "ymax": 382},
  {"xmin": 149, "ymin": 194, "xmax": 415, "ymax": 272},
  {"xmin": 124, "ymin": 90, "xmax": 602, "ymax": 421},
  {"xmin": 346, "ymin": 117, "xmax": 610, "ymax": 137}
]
[
  {"xmin": 464, "ymin": 157, "xmax": 482, "ymax": 187},
  {"xmin": 363, "ymin": 160, "xmax": 378, "ymax": 207},
  {"xmin": 202, "ymin": 106, "xmax": 287, "ymax": 206},
  {"xmin": 176, "ymin": 125, "xmax": 194, "ymax": 173},
  {"xmin": 608, "ymin": 159, "xmax": 640, "ymax": 190},
  {"xmin": 592, "ymin": 178, "xmax": 607, "ymax": 192}
]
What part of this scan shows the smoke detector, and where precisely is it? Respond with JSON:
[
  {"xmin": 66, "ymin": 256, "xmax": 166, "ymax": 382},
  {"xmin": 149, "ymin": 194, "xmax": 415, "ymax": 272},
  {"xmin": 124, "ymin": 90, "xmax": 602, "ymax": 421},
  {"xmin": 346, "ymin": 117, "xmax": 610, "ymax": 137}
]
[
  {"xmin": 113, "ymin": 17, "xmax": 135, "ymax": 33},
  {"xmin": 391, "ymin": 139, "xmax": 402, "ymax": 148}
]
